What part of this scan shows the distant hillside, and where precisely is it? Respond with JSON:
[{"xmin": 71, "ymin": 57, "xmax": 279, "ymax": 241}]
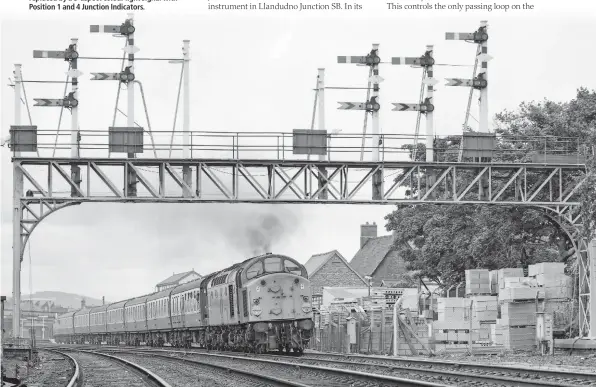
[{"xmin": 10, "ymin": 291, "xmax": 108, "ymax": 310}]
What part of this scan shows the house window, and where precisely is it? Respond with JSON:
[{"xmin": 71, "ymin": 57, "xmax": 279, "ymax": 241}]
[{"xmin": 312, "ymin": 294, "xmax": 322, "ymax": 310}]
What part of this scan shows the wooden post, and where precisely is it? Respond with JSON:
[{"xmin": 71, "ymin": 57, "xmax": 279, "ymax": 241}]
[
  {"xmin": 469, "ymin": 300, "xmax": 473, "ymax": 355},
  {"xmin": 381, "ymin": 309, "xmax": 385, "ymax": 353}
]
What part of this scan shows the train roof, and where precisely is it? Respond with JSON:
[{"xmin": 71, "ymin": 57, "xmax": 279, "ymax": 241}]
[
  {"xmin": 73, "ymin": 308, "xmax": 91, "ymax": 317},
  {"xmin": 89, "ymin": 304, "xmax": 109, "ymax": 313},
  {"xmin": 146, "ymin": 288, "xmax": 173, "ymax": 301},
  {"xmin": 57, "ymin": 311, "xmax": 76, "ymax": 318},
  {"xmin": 206, "ymin": 253, "xmax": 284, "ymax": 280},
  {"xmin": 125, "ymin": 294, "xmax": 149, "ymax": 307},
  {"xmin": 106, "ymin": 299, "xmax": 128, "ymax": 309},
  {"xmin": 170, "ymin": 277, "xmax": 204, "ymax": 295}
]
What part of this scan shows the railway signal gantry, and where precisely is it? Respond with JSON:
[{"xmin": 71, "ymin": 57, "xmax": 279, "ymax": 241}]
[{"xmin": 7, "ymin": 17, "xmax": 596, "ymax": 342}]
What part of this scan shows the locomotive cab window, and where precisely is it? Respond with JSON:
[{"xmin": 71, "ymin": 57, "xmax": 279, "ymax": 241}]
[
  {"xmin": 284, "ymin": 259, "xmax": 303, "ymax": 275},
  {"xmin": 246, "ymin": 261, "xmax": 263, "ymax": 279},
  {"xmin": 264, "ymin": 257, "xmax": 282, "ymax": 272}
]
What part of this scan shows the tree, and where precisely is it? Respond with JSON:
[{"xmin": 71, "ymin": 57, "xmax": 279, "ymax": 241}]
[{"xmin": 386, "ymin": 88, "xmax": 596, "ymax": 286}]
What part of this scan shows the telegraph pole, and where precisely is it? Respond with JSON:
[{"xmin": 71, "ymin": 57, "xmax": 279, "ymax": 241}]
[{"xmin": 182, "ymin": 40, "xmax": 192, "ymax": 196}]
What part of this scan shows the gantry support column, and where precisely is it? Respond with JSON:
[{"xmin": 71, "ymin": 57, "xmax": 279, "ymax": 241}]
[{"xmin": 12, "ymin": 64, "xmax": 23, "ymax": 338}]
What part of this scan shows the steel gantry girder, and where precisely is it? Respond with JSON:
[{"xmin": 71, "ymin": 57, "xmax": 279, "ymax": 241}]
[{"xmin": 13, "ymin": 158, "xmax": 587, "ymax": 206}]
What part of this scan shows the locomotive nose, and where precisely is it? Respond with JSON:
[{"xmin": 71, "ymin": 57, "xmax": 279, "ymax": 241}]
[{"xmin": 268, "ymin": 285, "xmax": 281, "ymax": 293}]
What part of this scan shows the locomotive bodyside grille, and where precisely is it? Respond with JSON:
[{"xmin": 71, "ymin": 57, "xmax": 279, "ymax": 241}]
[{"xmin": 243, "ymin": 289, "xmax": 248, "ymax": 317}]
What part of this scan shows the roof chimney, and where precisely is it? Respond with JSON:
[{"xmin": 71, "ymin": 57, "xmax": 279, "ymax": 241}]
[
  {"xmin": 81, "ymin": 298, "xmax": 86, "ymax": 309},
  {"xmin": 102, "ymin": 296, "xmax": 105, "ymax": 305},
  {"xmin": 360, "ymin": 222, "xmax": 378, "ymax": 248}
]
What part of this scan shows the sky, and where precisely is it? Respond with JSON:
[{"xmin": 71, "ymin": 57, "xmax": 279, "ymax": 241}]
[{"xmin": 1, "ymin": 0, "xmax": 595, "ymax": 303}]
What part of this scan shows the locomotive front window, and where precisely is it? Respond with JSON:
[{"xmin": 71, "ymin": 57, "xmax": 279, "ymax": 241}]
[
  {"xmin": 246, "ymin": 261, "xmax": 263, "ymax": 279},
  {"xmin": 264, "ymin": 257, "xmax": 282, "ymax": 272},
  {"xmin": 284, "ymin": 259, "xmax": 302, "ymax": 275}
]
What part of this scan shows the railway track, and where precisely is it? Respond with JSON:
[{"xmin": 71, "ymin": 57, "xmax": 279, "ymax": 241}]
[
  {"xmin": 48, "ymin": 344, "xmax": 596, "ymax": 387},
  {"xmin": 44, "ymin": 350, "xmax": 81, "ymax": 387},
  {"xmin": 276, "ymin": 352, "xmax": 596, "ymax": 387},
  {"xmin": 97, "ymin": 348, "xmax": 459, "ymax": 386},
  {"xmin": 54, "ymin": 347, "xmax": 312, "ymax": 386},
  {"xmin": 55, "ymin": 349, "xmax": 171, "ymax": 387}
]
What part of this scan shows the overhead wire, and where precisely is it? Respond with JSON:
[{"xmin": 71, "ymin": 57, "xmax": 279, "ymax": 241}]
[
  {"xmin": 19, "ymin": 70, "xmax": 40, "ymax": 157},
  {"xmin": 51, "ymin": 68, "xmax": 71, "ymax": 158},
  {"xmin": 308, "ymin": 75, "xmax": 319, "ymax": 161},
  {"xmin": 77, "ymin": 56, "xmax": 180, "ymax": 61}
]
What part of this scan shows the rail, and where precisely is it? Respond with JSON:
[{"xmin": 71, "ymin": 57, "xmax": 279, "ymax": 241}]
[
  {"xmin": 97, "ymin": 349, "xmax": 311, "ymax": 387},
  {"xmin": 44, "ymin": 349, "xmax": 81, "ymax": 387},
  {"xmin": 77, "ymin": 349, "xmax": 172, "ymax": 387},
  {"xmin": 8, "ymin": 129, "xmax": 593, "ymax": 165},
  {"xmin": 104, "ymin": 348, "xmax": 454, "ymax": 387}
]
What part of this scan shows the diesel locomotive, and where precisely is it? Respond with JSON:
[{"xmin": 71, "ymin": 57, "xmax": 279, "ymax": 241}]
[{"xmin": 53, "ymin": 253, "xmax": 314, "ymax": 353}]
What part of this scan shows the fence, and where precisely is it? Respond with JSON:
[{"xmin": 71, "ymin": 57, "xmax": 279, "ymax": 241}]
[
  {"xmin": 309, "ymin": 299, "xmax": 576, "ymax": 356},
  {"xmin": 309, "ymin": 308, "xmax": 430, "ymax": 355},
  {"xmin": 11, "ymin": 128, "xmax": 592, "ymax": 164}
]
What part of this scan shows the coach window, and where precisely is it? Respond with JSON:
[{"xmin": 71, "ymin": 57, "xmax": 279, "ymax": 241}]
[
  {"xmin": 264, "ymin": 257, "xmax": 282, "ymax": 273},
  {"xmin": 246, "ymin": 261, "xmax": 263, "ymax": 279}
]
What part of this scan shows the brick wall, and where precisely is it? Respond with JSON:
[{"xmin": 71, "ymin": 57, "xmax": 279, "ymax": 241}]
[
  {"xmin": 310, "ymin": 254, "xmax": 367, "ymax": 295},
  {"xmin": 371, "ymin": 250, "xmax": 410, "ymax": 286}
]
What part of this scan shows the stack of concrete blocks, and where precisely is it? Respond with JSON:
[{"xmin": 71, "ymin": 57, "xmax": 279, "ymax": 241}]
[
  {"xmin": 433, "ymin": 298, "xmax": 480, "ymax": 344},
  {"xmin": 495, "ymin": 273, "xmax": 544, "ymax": 350},
  {"xmin": 528, "ymin": 262, "xmax": 572, "ymax": 332},
  {"xmin": 469, "ymin": 295, "xmax": 497, "ymax": 343},
  {"xmin": 489, "ymin": 268, "xmax": 525, "ymax": 321},
  {"xmin": 489, "ymin": 268, "xmax": 525, "ymax": 294},
  {"xmin": 465, "ymin": 269, "xmax": 491, "ymax": 295},
  {"xmin": 498, "ymin": 277, "xmax": 541, "ymax": 301}
]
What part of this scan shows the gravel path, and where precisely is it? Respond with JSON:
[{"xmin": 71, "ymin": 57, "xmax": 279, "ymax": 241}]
[{"xmin": 432, "ymin": 350, "xmax": 596, "ymax": 372}]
